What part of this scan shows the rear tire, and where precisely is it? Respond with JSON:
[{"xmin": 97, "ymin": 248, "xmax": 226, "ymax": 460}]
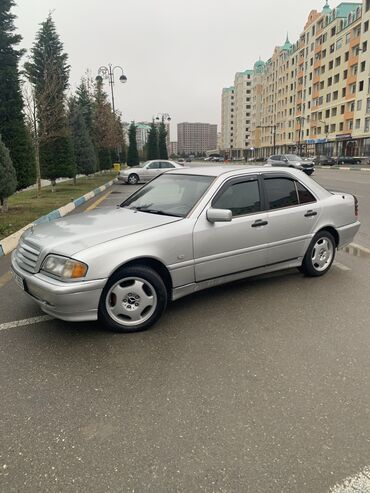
[
  {"xmin": 300, "ymin": 230, "xmax": 336, "ymax": 277},
  {"xmin": 98, "ymin": 265, "xmax": 168, "ymax": 333}
]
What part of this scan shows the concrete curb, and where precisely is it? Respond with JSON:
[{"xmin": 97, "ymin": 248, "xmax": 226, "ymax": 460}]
[
  {"xmin": 315, "ymin": 166, "xmax": 370, "ymax": 171},
  {"xmin": 0, "ymin": 178, "xmax": 117, "ymax": 258}
]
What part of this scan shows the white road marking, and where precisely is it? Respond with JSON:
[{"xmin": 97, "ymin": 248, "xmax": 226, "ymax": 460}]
[
  {"xmin": 333, "ymin": 261, "xmax": 351, "ymax": 271},
  {"xmin": 329, "ymin": 466, "xmax": 370, "ymax": 492},
  {"xmin": 0, "ymin": 315, "xmax": 53, "ymax": 332}
]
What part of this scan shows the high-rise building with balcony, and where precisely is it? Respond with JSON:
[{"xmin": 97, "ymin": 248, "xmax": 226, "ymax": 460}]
[{"xmin": 222, "ymin": 0, "xmax": 370, "ymax": 158}]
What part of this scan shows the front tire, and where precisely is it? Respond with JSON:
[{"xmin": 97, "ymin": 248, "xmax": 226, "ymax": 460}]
[
  {"xmin": 128, "ymin": 173, "xmax": 139, "ymax": 185},
  {"xmin": 98, "ymin": 266, "xmax": 168, "ymax": 333},
  {"xmin": 300, "ymin": 231, "xmax": 336, "ymax": 277}
]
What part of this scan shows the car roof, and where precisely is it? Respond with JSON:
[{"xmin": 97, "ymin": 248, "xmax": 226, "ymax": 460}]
[{"xmin": 167, "ymin": 165, "xmax": 304, "ymax": 178}]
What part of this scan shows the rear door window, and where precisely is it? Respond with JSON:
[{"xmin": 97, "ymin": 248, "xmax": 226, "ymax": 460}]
[
  {"xmin": 296, "ymin": 181, "xmax": 316, "ymax": 204},
  {"xmin": 264, "ymin": 177, "xmax": 299, "ymax": 209}
]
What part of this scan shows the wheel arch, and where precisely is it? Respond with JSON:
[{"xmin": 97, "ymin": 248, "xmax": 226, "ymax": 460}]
[
  {"xmin": 107, "ymin": 257, "xmax": 173, "ymax": 298},
  {"xmin": 315, "ymin": 226, "xmax": 339, "ymax": 247}
]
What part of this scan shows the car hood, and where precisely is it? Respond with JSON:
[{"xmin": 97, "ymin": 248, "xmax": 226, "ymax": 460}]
[{"xmin": 22, "ymin": 207, "xmax": 181, "ymax": 257}]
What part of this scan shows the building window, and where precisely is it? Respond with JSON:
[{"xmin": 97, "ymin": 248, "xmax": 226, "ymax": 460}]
[
  {"xmin": 359, "ymin": 80, "xmax": 364, "ymax": 91},
  {"xmin": 350, "ymin": 83, "xmax": 356, "ymax": 94},
  {"xmin": 346, "ymin": 32, "xmax": 351, "ymax": 44},
  {"xmin": 334, "ymin": 74, "xmax": 340, "ymax": 83},
  {"xmin": 329, "ymin": 60, "xmax": 334, "ymax": 70},
  {"xmin": 343, "ymin": 69, "xmax": 348, "ymax": 79},
  {"xmin": 335, "ymin": 56, "xmax": 341, "ymax": 66},
  {"xmin": 332, "ymin": 107, "xmax": 337, "ymax": 117},
  {"xmin": 345, "ymin": 51, "xmax": 349, "ymax": 62},
  {"xmin": 330, "ymin": 124, "xmax": 336, "ymax": 132},
  {"xmin": 355, "ymin": 119, "xmax": 361, "ymax": 129},
  {"xmin": 361, "ymin": 61, "xmax": 366, "ymax": 72},
  {"xmin": 357, "ymin": 100, "xmax": 362, "ymax": 111},
  {"xmin": 363, "ymin": 41, "xmax": 368, "ymax": 53},
  {"xmin": 341, "ymin": 105, "xmax": 345, "ymax": 114},
  {"xmin": 328, "ymin": 77, "xmax": 333, "ymax": 86},
  {"xmin": 339, "ymin": 122, "xmax": 344, "ymax": 131},
  {"xmin": 342, "ymin": 88, "xmax": 346, "ymax": 97},
  {"xmin": 367, "ymin": 98, "xmax": 370, "ymax": 113},
  {"xmin": 365, "ymin": 21, "xmax": 369, "ymax": 32},
  {"xmin": 365, "ymin": 117, "xmax": 370, "ymax": 132},
  {"xmin": 333, "ymin": 91, "xmax": 339, "ymax": 100}
]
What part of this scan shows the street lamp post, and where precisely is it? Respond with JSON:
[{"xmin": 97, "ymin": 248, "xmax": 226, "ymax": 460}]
[
  {"xmin": 95, "ymin": 64, "xmax": 127, "ymax": 115},
  {"xmin": 296, "ymin": 116, "xmax": 305, "ymax": 156},
  {"xmin": 95, "ymin": 64, "xmax": 127, "ymax": 162},
  {"xmin": 153, "ymin": 113, "xmax": 171, "ymax": 157},
  {"xmin": 153, "ymin": 113, "xmax": 171, "ymax": 124}
]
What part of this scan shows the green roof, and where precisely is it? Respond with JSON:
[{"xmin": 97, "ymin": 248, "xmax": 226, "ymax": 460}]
[
  {"xmin": 282, "ymin": 33, "xmax": 292, "ymax": 51},
  {"xmin": 322, "ymin": 0, "xmax": 331, "ymax": 13},
  {"xmin": 254, "ymin": 59, "xmax": 265, "ymax": 73},
  {"xmin": 333, "ymin": 2, "xmax": 361, "ymax": 18},
  {"xmin": 223, "ymin": 86, "xmax": 234, "ymax": 93}
]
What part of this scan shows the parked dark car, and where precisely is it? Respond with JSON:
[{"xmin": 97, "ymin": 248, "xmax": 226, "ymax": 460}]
[
  {"xmin": 266, "ymin": 154, "xmax": 315, "ymax": 175},
  {"xmin": 337, "ymin": 156, "xmax": 362, "ymax": 165},
  {"xmin": 313, "ymin": 155, "xmax": 337, "ymax": 166}
]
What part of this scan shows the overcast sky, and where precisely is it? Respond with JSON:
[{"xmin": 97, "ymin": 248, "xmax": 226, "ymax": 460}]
[{"xmin": 15, "ymin": 0, "xmax": 330, "ymax": 140}]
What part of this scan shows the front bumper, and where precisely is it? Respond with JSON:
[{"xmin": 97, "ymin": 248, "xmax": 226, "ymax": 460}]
[
  {"xmin": 118, "ymin": 174, "xmax": 129, "ymax": 183},
  {"xmin": 11, "ymin": 252, "xmax": 107, "ymax": 322}
]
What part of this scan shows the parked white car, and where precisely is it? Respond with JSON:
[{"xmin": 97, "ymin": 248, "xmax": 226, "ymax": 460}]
[
  {"xmin": 12, "ymin": 166, "xmax": 360, "ymax": 333},
  {"xmin": 118, "ymin": 160, "xmax": 183, "ymax": 184}
]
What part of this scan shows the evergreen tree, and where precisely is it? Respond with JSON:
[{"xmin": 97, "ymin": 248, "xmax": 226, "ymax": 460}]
[
  {"xmin": 146, "ymin": 122, "xmax": 159, "ymax": 160},
  {"xmin": 0, "ymin": 134, "xmax": 17, "ymax": 213},
  {"xmin": 127, "ymin": 122, "xmax": 139, "ymax": 166},
  {"xmin": 24, "ymin": 14, "xmax": 74, "ymax": 188},
  {"xmin": 158, "ymin": 120, "xmax": 168, "ymax": 159},
  {"xmin": 76, "ymin": 79, "xmax": 94, "ymax": 137},
  {"xmin": 68, "ymin": 99, "xmax": 97, "ymax": 176},
  {"xmin": 0, "ymin": 0, "xmax": 35, "ymax": 189}
]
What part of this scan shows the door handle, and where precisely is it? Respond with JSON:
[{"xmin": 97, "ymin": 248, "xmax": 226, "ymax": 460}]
[
  {"xmin": 304, "ymin": 210, "xmax": 318, "ymax": 217},
  {"xmin": 251, "ymin": 219, "xmax": 268, "ymax": 228}
]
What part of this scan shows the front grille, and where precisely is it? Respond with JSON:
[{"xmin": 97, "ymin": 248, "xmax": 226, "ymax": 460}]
[{"xmin": 15, "ymin": 239, "xmax": 41, "ymax": 273}]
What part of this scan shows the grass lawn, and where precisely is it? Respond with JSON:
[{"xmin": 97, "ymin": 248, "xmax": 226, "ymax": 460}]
[{"xmin": 0, "ymin": 173, "xmax": 116, "ymax": 240}]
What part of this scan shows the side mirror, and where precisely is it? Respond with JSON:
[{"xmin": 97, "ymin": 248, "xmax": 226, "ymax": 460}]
[{"xmin": 207, "ymin": 208, "xmax": 232, "ymax": 223}]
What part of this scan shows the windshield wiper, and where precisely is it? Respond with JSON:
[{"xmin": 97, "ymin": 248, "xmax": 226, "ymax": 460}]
[{"xmin": 137, "ymin": 208, "xmax": 182, "ymax": 217}]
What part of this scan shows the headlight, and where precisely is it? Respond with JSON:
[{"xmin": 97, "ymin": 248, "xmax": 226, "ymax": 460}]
[{"xmin": 42, "ymin": 255, "xmax": 88, "ymax": 279}]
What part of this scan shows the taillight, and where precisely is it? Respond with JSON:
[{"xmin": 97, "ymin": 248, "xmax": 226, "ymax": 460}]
[{"xmin": 354, "ymin": 195, "xmax": 359, "ymax": 218}]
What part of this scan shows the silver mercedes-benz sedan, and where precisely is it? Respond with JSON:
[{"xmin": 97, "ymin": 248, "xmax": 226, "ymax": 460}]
[
  {"xmin": 11, "ymin": 166, "xmax": 360, "ymax": 333},
  {"xmin": 118, "ymin": 159, "xmax": 183, "ymax": 184}
]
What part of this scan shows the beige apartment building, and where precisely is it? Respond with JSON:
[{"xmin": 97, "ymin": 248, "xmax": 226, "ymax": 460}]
[
  {"xmin": 221, "ymin": 0, "xmax": 370, "ymax": 158},
  {"xmin": 221, "ymin": 70, "xmax": 253, "ymax": 159}
]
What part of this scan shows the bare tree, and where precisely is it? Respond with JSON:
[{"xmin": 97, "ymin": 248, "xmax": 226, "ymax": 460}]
[{"xmin": 22, "ymin": 68, "xmax": 68, "ymax": 194}]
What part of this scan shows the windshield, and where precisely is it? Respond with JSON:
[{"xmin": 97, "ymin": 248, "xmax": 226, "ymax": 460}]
[
  {"xmin": 285, "ymin": 154, "xmax": 302, "ymax": 161},
  {"xmin": 121, "ymin": 174, "xmax": 214, "ymax": 217}
]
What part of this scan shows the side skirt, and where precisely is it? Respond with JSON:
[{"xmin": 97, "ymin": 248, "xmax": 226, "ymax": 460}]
[{"xmin": 172, "ymin": 257, "xmax": 303, "ymax": 301}]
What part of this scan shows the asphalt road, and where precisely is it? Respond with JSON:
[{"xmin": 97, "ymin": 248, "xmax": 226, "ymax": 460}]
[{"xmin": 1, "ymin": 168, "xmax": 370, "ymax": 492}]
